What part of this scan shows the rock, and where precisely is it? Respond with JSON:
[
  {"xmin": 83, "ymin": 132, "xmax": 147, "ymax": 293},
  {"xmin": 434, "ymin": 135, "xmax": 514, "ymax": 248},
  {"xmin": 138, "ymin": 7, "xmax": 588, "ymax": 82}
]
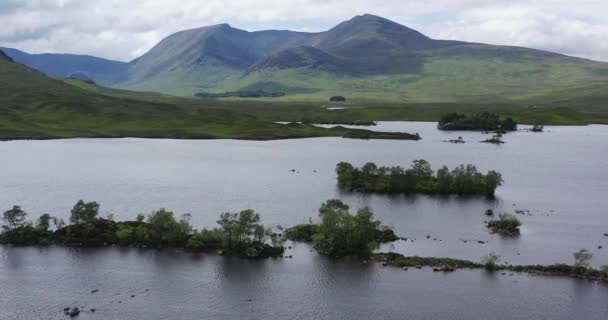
[
  {"xmin": 426, "ymin": 235, "xmax": 431, "ymax": 239},
  {"xmin": 604, "ymin": 233, "xmax": 608, "ymax": 237},
  {"xmin": 69, "ymin": 308, "xmax": 80, "ymax": 317},
  {"xmin": 485, "ymin": 209, "xmax": 494, "ymax": 216},
  {"xmin": 433, "ymin": 267, "xmax": 441, "ymax": 272},
  {"xmin": 382, "ymin": 262, "xmax": 388, "ymax": 266},
  {"xmin": 433, "ymin": 238, "xmax": 437, "ymax": 241},
  {"xmin": 598, "ymin": 246, "xmax": 603, "ymax": 249},
  {"xmin": 501, "ymin": 272, "xmax": 507, "ymax": 275},
  {"xmin": 477, "ymin": 241, "xmax": 486, "ymax": 244},
  {"xmin": 403, "ymin": 267, "xmax": 408, "ymax": 271},
  {"xmin": 415, "ymin": 266, "xmax": 422, "ymax": 269},
  {"xmin": 131, "ymin": 294, "xmax": 136, "ymax": 298},
  {"xmin": 90, "ymin": 309, "xmax": 96, "ymax": 312},
  {"xmin": 91, "ymin": 289, "xmax": 99, "ymax": 294}
]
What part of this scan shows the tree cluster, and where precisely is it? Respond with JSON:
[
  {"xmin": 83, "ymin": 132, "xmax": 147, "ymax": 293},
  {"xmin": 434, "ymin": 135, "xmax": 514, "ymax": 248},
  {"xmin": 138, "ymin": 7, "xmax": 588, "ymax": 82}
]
[
  {"xmin": 336, "ymin": 160, "xmax": 503, "ymax": 197},
  {"xmin": 304, "ymin": 199, "xmax": 397, "ymax": 257},
  {"xmin": 0, "ymin": 202, "xmax": 284, "ymax": 258},
  {"xmin": 438, "ymin": 112, "xmax": 517, "ymax": 131}
]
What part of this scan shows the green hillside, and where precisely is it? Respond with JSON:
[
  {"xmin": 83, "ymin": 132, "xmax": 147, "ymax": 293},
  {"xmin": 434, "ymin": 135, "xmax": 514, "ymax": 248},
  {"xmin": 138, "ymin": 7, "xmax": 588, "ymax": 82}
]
[
  {"xmin": 3, "ymin": 14, "xmax": 608, "ymax": 114},
  {"xmin": 0, "ymin": 52, "xmax": 426, "ymax": 140},
  {"xmin": 115, "ymin": 14, "xmax": 608, "ymax": 106}
]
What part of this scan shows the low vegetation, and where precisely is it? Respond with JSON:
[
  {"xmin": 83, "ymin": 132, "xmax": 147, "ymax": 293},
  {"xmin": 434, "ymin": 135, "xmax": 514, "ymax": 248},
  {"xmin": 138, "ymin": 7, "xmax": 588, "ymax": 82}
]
[
  {"xmin": 376, "ymin": 250, "xmax": 608, "ymax": 281},
  {"xmin": 486, "ymin": 214, "xmax": 521, "ymax": 236},
  {"xmin": 0, "ymin": 201, "xmax": 284, "ymax": 259},
  {"xmin": 438, "ymin": 113, "xmax": 517, "ymax": 131},
  {"xmin": 336, "ymin": 160, "xmax": 503, "ymax": 197}
]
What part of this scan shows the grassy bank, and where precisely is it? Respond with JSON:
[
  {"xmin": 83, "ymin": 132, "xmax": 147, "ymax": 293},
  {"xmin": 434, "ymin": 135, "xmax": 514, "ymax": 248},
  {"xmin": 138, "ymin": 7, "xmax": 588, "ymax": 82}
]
[{"xmin": 374, "ymin": 252, "xmax": 608, "ymax": 282}]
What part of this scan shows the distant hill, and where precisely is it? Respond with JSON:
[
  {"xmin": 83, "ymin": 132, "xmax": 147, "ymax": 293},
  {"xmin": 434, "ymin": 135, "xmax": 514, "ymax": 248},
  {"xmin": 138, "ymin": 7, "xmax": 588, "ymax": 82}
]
[
  {"xmin": 4, "ymin": 14, "xmax": 608, "ymax": 103},
  {"xmin": 0, "ymin": 47, "xmax": 128, "ymax": 85}
]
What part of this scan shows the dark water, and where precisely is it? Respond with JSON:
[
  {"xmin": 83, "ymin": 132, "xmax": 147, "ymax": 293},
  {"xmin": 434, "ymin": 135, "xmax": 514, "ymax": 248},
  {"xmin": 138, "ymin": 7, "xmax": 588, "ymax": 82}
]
[
  {"xmin": 1, "ymin": 122, "xmax": 608, "ymax": 319},
  {"xmin": 1, "ymin": 245, "xmax": 608, "ymax": 320}
]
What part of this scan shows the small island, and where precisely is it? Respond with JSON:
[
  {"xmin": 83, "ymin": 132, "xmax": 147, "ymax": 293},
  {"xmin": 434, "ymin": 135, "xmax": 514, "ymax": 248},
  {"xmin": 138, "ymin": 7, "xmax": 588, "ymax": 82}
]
[
  {"xmin": 336, "ymin": 160, "xmax": 503, "ymax": 197},
  {"xmin": 1, "ymin": 201, "xmax": 284, "ymax": 259},
  {"xmin": 375, "ymin": 249, "xmax": 608, "ymax": 282},
  {"xmin": 3, "ymin": 199, "xmax": 608, "ymax": 283},
  {"xmin": 438, "ymin": 112, "xmax": 517, "ymax": 131},
  {"xmin": 486, "ymin": 213, "xmax": 522, "ymax": 236}
]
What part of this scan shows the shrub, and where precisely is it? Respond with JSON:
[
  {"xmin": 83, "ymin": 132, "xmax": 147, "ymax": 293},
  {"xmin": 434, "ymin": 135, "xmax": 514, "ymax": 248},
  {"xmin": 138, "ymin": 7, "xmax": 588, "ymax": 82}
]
[
  {"xmin": 573, "ymin": 249, "xmax": 593, "ymax": 268},
  {"xmin": 486, "ymin": 213, "xmax": 521, "ymax": 236},
  {"xmin": 481, "ymin": 252, "xmax": 501, "ymax": 270}
]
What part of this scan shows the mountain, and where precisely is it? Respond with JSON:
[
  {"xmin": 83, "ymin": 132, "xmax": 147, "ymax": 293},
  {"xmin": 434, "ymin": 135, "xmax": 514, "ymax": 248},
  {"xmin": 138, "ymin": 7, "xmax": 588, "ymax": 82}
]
[
  {"xmin": 0, "ymin": 47, "xmax": 128, "ymax": 85},
  {"xmin": 5, "ymin": 14, "xmax": 608, "ymax": 103}
]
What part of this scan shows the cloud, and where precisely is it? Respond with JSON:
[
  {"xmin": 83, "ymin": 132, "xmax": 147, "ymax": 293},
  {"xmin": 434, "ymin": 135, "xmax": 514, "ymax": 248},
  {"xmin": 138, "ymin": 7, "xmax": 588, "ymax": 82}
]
[{"xmin": 0, "ymin": 0, "xmax": 607, "ymax": 62}]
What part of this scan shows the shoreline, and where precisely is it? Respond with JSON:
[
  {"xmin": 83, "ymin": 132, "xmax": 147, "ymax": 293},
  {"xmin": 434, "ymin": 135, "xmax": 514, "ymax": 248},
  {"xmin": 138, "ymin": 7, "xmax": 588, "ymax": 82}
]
[{"xmin": 373, "ymin": 252, "xmax": 608, "ymax": 283}]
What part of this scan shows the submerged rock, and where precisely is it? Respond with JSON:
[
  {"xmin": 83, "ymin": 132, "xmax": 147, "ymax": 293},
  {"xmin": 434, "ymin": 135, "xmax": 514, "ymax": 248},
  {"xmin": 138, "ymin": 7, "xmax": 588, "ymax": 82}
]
[{"xmin": 68, "ymin": 308, "xmax": 80, "ymax": 317}]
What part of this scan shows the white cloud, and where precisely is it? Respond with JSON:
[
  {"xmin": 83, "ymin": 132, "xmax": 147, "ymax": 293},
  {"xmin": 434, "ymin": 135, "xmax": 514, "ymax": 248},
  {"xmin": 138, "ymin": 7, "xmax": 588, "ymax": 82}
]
[{"xmin": 0, "ymin": 0, "xmax": 607, "ymax": 62}]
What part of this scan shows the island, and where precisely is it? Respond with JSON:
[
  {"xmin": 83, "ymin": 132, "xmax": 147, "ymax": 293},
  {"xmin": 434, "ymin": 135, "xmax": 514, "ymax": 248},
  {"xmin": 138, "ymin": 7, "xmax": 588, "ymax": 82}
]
[
  {"xmin": 336, "ymin": 160, "xmax": 503, "ymax": 197},
  {"xmin": 0, "ymin": 201, "xmax": 284, "ymax": 259},
  {"xmin": 438, "ymin": 112, "xmax": 517, "ymax": 131},
  {"xmin": 2, "ymin": 199, "xmax": 607, "ymax": 283}
]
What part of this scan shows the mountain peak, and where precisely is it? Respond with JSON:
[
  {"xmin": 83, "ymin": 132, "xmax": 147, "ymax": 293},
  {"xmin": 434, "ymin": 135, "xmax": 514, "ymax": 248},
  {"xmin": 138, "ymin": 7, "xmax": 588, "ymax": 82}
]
[{"xmin": 311, "ymin": 14, "xmax": 437, "ymax": 55}]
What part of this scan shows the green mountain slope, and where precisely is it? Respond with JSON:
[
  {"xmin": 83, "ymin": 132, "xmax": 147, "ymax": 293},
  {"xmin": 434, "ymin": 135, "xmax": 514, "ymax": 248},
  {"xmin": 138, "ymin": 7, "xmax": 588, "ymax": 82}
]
[
  {"xmin": 4, "ymin": 14, "xmax": 608, "ymax": 107},
  {"xmin": 0, "ymin": 50, "xmax": 425, "ymax": 140}
]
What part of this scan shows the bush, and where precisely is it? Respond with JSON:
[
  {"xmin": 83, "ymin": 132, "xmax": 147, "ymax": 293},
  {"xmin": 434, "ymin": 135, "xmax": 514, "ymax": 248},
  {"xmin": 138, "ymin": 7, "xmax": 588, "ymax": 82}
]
[
  {"xmin": 330, "ymin": 96, "xmax": 346, "ymax": 102},
  {"xmin": 481, "ymin": 252, "xmax": 501, "ymax": 270},
  {"xmin": 187, "ymin": 228, "xmax": 224, "ymax": 251},
  {"xmin": 486, "ymin": 213, "xmax": 521, "ymax": 236},
  {"xmin": 285, "ymin": 224, "xmax": 318, "ymax": 242},
  {"xmin": 573, "ymin": 249, "xmax": 593, "ymax": 268}
]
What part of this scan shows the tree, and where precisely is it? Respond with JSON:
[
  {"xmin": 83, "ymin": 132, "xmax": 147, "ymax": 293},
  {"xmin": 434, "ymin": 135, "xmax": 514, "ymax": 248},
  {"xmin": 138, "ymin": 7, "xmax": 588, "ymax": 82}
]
[
  {"xmin": 36, "ymin": 214, "xmax": 52, "ymax": 231},
  {"xmin": 70, "ymin": 200, "xmax": 99, "ymax": 224},
  {"xmin": 235, "ymin": 209, "xmax": 261, "ymax": 245},
  {"xmin": 147, "ymin": 209, "xmax": 192, "ymax": 247},
  {"xmin": 217, "ymin": 212, "xmax": 238, "ymax": 249},
  {"xmin": 601, "ymin": 265, "xmax": 608, "ymax": 276},
  {"xmin": 573, "ymin": 249, "xmax": 593, "ymax": 268},
  {"xmin": 2, "ymin": 206, "xmax": 28, "ymax": 230},
  {"xmin": 136, "ymin": 214, "xmax": 145, "ymax": 222},
  {"xmin": 408, "ymin": 159, "xmax": 433, "ymax": 180},
  {"xmin": 481, "ymin": 252, "xmax": 501, "ymax": 270},
  {"xmin": 484, "ymin": 171, "xmax": 503, "ymax": 197},
  {"xmin": 313, "ymin": 199, "xmax": 388, "ymax": 257}
]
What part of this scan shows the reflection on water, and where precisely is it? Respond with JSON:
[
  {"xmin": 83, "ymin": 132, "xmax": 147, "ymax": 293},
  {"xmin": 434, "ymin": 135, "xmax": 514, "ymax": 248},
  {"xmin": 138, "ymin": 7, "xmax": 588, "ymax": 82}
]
[{"xmin": 1, "ymin": 245, "xmax": 607, "ymax": 320}]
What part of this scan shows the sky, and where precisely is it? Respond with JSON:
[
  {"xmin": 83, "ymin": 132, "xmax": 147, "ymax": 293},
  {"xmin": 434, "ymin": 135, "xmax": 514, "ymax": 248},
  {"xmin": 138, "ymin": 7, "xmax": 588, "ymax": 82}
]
[{"xmin": 1, "ymin": 0, "xmax": 607, "ymax": 62}]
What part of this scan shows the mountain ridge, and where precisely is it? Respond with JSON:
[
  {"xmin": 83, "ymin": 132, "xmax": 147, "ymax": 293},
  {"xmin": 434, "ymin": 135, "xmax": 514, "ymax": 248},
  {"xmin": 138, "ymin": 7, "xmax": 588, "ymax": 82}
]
[{"xmin": 3, "ymin": 14, "xmax": 608, "ymax": 101}]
